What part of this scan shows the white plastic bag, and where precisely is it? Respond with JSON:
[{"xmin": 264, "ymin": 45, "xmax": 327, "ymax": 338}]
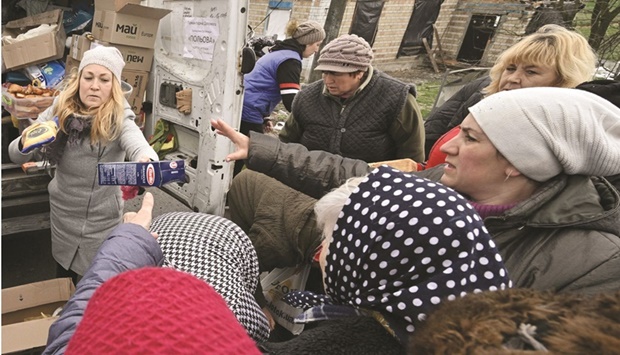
[{"xmin": 260, "ymin": 264, "xmax": 312, "ymax": 335}]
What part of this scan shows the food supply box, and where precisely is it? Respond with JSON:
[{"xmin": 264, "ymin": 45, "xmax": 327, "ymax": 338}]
[{"xmin": 98, "ymin": 160, "xmax": 185, "ymax": 186}]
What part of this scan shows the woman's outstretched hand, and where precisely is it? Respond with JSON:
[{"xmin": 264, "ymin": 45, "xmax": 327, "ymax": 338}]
[{"xmin": 211, "ymin": 119, "xmax": 249, "ymax": 162}]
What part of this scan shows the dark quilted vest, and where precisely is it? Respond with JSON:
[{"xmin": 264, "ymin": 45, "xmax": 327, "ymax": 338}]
[{"xmin": 293, "ymin": 71, "xmax": 411, "ymax": 162}]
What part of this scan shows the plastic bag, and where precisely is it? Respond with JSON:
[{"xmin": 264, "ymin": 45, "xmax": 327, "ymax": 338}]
[
  {"xmin": 260, "ymin": 264, "xmax": 311, "ymax": 335},
  {"xmin": 148, "ymin": 119, "xmax": 178, "ymax": 159}
]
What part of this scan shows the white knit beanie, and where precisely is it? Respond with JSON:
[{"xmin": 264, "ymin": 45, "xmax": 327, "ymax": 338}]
[
  {"xmin": 469, "ymin": 87, "xmax": 620, "ymax": 182},
  {"xmin": 78, "ymin": 46, "xmax": 125, "ymax": 83}
]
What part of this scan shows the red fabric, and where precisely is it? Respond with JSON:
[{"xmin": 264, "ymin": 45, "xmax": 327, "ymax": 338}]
[
  {"xmin": 312, "ymin": 244, "xmax": 323, "ymax": 263},
  {"xmin": 279, "ymin": 82, "xmax": 301, "ymax": 90},
  {"xmin": 423, "ymin": 126, "xmax": 461, "ymax": 170},
  {"xmin": 120, "ymin": 185, "xmax": 140, "ymax": 200},
  {"xmin": 66, "ymin": 267, "xmax": 261, "ymax": 354}
]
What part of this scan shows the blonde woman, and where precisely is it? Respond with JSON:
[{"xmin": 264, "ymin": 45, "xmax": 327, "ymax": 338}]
[
  {"xmin": 423, "ymin": 24, "xmax": 597, "ymax": 157},
  {"xmin": 9, "ymin": 46, "xmax": 158, "ymax": 282}
]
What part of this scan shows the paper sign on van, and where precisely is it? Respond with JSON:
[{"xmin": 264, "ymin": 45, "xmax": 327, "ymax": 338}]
[{"xmin": 183, "ymin": 17, "xmax": 219, "ymax": 61}]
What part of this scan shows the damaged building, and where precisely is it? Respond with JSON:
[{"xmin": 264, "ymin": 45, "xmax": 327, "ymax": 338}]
[{"xmin": 247, "ymin": 0, "xmax": 585, "ymax": 73}]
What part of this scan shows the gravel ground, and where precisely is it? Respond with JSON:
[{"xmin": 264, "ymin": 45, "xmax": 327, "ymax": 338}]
[{"xmin": 269, "ymin": 65, "xmax": 450, "ymax": 122}]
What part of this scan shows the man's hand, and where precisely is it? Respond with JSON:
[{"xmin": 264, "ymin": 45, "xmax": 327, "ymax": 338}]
[
  {"xmin": 263, "ymin": 119, "xmax": 274, "ymax": 133},
  {"xmin": 122, "ymin": 192, "xmax": 158, "ymax": 238},
  {"xmin": 210, "ymin": 119, "xmax": 249, "ymax": 162},
  {"xmin": 262, "ymin": 306, "xmax": 276, "ymax": 331}
]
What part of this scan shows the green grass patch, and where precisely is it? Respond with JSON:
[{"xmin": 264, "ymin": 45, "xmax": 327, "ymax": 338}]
[{"xmin": 415, "ymin": 81, "xmax": 442, "ymax": 118}]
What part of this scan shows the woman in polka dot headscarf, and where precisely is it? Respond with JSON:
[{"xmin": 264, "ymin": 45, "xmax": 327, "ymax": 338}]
[{"xmin": 280, "ymin": 165, "xmax": 511, "ymax": 347}]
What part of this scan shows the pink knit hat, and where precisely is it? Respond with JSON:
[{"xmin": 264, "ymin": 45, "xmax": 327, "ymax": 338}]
[{"xmin": 66, "ymin": 267, "xmax": 261, "ymax": 354}]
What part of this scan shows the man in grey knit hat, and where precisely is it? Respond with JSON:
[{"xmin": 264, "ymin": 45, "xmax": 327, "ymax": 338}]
[{"xmin": 279, "ymin": 33, "xmax": 425, "ymax": 164}]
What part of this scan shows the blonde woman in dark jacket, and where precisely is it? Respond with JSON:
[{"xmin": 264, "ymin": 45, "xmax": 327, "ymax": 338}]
[
  {"xmin": 424, "ymin": 24, "xmax": 596, "ymax": 157},
  {"xmin": 212, "ymin": 87, "xmax": 620, "ymax": 297}
]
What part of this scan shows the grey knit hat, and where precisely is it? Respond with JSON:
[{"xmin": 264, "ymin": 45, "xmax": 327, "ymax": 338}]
[
  {"xmin": 315, "ymin": 34, "xmax": 374, "ymax": 73},
  {"xmin": 469, "ymin": 87, "xmax": 620, "ymax": 182},
  {"xmin": 292, "ymin": 20, "xmax": 326, "ymax": 45},
  {"xmin": 79, "ymin": 46, "xmax": 125, "ymax": 83}
]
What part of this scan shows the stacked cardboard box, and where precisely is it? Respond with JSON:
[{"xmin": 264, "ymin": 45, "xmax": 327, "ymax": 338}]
[
  {"xmin": 67, "ymin": 0, "xmax": 170, "ymax": 115},
  {"xmin": 2, "ymin": 10, "xmax": 66, "ymax": 72}
]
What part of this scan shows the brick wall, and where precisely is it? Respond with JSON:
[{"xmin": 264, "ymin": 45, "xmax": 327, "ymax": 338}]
[
  {"xmin": 247, "ymin": 0, "xmax": 269, "ymax": 34},
  {"xmin": 247, "ymin": 0, "xmax": 319, "ymax": 35}
]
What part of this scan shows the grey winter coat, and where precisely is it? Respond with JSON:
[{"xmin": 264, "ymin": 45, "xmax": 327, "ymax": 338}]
[
  {"xmin": 8, "ymin": 100, "xmax": 158, "ymax": 275},
  {"xmin": 43, "ymin": 224, "xmax": 164, "ymax": 354},
  {"xmin": 245, "ymin": 133, "xmax": 620, "ymax": 295}
]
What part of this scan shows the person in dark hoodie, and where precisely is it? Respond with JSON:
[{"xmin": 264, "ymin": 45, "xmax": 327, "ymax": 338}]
[
  {"xmin": 237, "ymin": 20, "xmax": 325, "ymax": 175},
  {"xmin": 575, "ymin": 79, "xmax": 620, "ymax": 190}
]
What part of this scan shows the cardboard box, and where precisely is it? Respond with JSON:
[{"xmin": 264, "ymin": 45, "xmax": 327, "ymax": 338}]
[
  {"xmin": 91, "ymin": 41, "xmax": 154, "ymax": 72},
  {"xmin": 2, "ymin": 278, "xmax": 75, "ymax": 354},
  {"xmin": 98, "ymin": 160, "xmax": 186, "ymax": 186},
  {"xmin": 64, "ymin": 56, "xmax": 80, "ymax": 75},
  {"xmin": 70, "ymin": 36, "xmax": 154, "ymax": 72},
  {"xmin": 121, "ymin": 69, "xmax": 149, "ymax": 114},
  {"xmin": 95, "ymin": 0, "xmax": 141, "ymax": 11},
  {"xmin": 368, "ymin": 158, "xmax": 419, "ymax": 172},
  {"xmin": 69, "ymin": 34, "xmax": 94, "ymax": 61},
  {"xmin": 2, "ymin": 9, "xmax": 67, "ymax": 71},
  {"xmin": 92, "ymin": 0, "xmax": 170, "ymax": 49}
]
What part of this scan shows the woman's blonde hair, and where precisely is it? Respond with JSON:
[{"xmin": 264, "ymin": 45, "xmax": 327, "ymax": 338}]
[
  {"xmin": 53, "ymin": 67, "xmax": 126, "ymax": 145},
  {"xmin": 285, "ymin": 19, "xmax": 300, "ymax": 38},
  {"xmin": 484, "ymin": 24, "xmax": 597, "ymax": 95}
]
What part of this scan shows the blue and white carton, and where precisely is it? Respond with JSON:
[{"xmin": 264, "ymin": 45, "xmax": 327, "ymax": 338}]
[{"xmin": 98, "ymin": 160, "xmax": 185, "ymax": 186}]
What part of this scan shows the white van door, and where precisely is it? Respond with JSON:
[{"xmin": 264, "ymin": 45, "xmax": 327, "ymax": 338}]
[{"xmin": 141, "ymin": 0, "xmax": 249, "ymax": 216}]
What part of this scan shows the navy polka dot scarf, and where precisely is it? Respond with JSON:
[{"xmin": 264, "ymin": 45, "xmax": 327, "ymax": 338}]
[{"xmin": 284, "ymin": 166, "xmax": 512, "ymax": 344}]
